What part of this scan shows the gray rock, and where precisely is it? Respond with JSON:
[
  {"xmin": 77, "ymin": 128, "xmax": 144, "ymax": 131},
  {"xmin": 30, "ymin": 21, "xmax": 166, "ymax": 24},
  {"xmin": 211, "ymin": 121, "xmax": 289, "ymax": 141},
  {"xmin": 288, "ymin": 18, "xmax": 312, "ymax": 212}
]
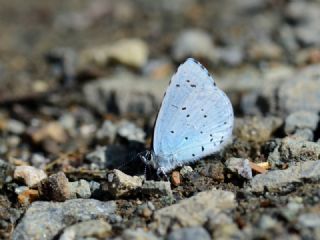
[
  {"xmin": 120, "ymin": 228, "xmax": 159, "ymax": 240},
  {"xmin": 179, "ymin": 166, "xmax": 193, "ymax": 178},
  {"xmin": 152, "ymin": 189, "xmax": 235, "ymax": 233},
  {"xmin": 216, "ymin": 46, "xmax": 244, "ymax": 66},
  {"xmin": 225, "ymin": 158, "xmax": 252, "ymax": 179},
  {"xmin": 141, "ymin": 180, "xmax": 172, "ymax": 197},
  {"xmin": 96, "ymin": 120, "xmax": 117, "ymax": 143},
  {"xmin": 6, "ymin": 119, "xmax": 26, "ymax": 134},
  {"xmin": 59, "ymin": 219, "xmax": 112, "ymax": 240},
  {"xmin": 14, "ymin": 166, "xmax": 47, "ymax": 187},
  {"xmin": 89, "ymin": 180, "xmax": 101, "ymax": 198},
  {"xmin": 234, "ymin": 116, "xmax": 283, "ymax": 143},
  {"xmin": 172, "ymin": 29, "xmax": 215, "ymax": 62},
  {"xmin": 85, "ymin": 146, "xmax": 108, "ymax": 169},
  {"xmin": 284, "ymin": 111, "xmax": 319, "ymax": 134},
  {"xmin": 292, "ymin": 129, "xmax": 314, "ymax": 141},
  {"xmin": 117, "ymin": 120, "xmax": 146, "ymax": 143},
  {"xmin": 167, "ymin": 227, "xmax": 211, "ymax": 240},
  {"xmin": 38, "ymin": 172, "xmax": 70, "ymax": 201},
  {"xmin": 278, "ymin": 64, "xmax": 320, "ymax": 115},
  {"xmin": 298, "ymin": 213, "xmax": 320, "ymax": 228},
  {"xmin": 13, "ymin": 199, "xmax": 116, "ymax": 240},
  {"xmin": 268, "ymin": 137, "xmax": 320, "ymax": 165},
  {"xmin": 83, "ymin": 72, "xmax": 167, "ymax": 115},
  {"xmin": 250, "ymin": 160, "xmax": 320, "ymax": 192},
  {"xmin": 0, "ymin": 158, "xmax": 14, "ymax": 189},
  {"xmin": 68, "ymin": 179, "xmax": 91, "ymax": 199},
  {"xmin": 102, "ymin": 169, "xmax": 143, "ymax": 198},
  {"xmin": 30, "ymin": 154, "xmax": 50, "ymax": 169}
]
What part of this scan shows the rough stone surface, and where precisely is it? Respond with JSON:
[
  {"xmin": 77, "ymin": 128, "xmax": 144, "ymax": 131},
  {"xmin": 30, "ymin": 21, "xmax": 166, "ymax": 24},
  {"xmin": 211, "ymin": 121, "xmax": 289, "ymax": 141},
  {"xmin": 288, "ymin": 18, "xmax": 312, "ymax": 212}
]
[
  {"xmin": 102, "ymin": 169, "xmax": 143, "ymax": 198},
  {"xmin": 68, "ymin": 179, "xmax": 91, "ymax": 199},
  {"xmin": 234, "ymin": 116, "xmax": 283, "ymax": 143},
  {"xmin": 250, "ymin": 160, "xmax": 320, "ymax": 192},
  {"xmin": 0, "ymin": 159, "xmax": 14, "ymax": 189},
  {"xmin": 83, "ymin": 73, "xmax": 167, "ymax": 115},
  {"xmin": 12, "ymin": 199, "xmax": 116, "ymax": 240},
  {"xmin": 167, "ymin": 227, "xmax": 211, "ymax": 240},
  {"xmin": 278, "ymin": 64, "xmax": 320, "ymax": 115},
  {"xmin": 153, "ymin": 189, "xmax": 235, "ymax": 231},
  {"xmin": 141, "ymin": 180, "xmax": 172, "ymax": 197},
  {"xmin": 298, "ymin": 213, "xmax": 320, "ymax": 228},
  {"xmin": 225, "ymin": 158, "xmax": 252, "ymax": 179},
  {"xmin": 284, "ymin": 111, "xmax": 319, "ymax": 134},
  {"xmin": 38, "ymin": 172, "xmax": 70, "ymax": 201},
  {"xmin": 14, "ymin": 166, "xmax": 47, "ymax": 187},
  {"xmin": 59, "ymin": 219, "xmax": 112, "ymax": 240},
  {"xmin": 268, "ymin": 137, "xmax": 320, "ymax": 165}
]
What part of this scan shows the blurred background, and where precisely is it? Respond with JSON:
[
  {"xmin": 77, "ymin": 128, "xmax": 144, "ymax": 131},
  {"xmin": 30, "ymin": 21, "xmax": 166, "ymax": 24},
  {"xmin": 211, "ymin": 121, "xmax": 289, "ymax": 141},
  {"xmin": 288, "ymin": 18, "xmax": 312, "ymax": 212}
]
[{"xmin": 0, "ymin": 0, "xmax": 320, "ymax": 164}]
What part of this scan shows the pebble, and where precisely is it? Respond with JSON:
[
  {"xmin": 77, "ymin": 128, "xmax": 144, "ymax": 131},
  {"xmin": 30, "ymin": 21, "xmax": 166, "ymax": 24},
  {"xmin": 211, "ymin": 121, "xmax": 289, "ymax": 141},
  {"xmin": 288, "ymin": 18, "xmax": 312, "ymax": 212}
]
[
  {"xmin": 117, "ymin": 120, "xmax": 146, "ymax": 143},
  {"xmin": 247, "ymin": 41, "xmax": 283, "ymax": 61},
  {"xmin": 284, "ymin": 111, "xmax": 319, "ymax": 134},
  {"xmin": 17, "ymin": 189, "xmax": 39, "ymax": 206},
  {"xmin": 80, "ymin": 38, "xmax": 149, "ymax": 69},
  {"xmin": 200, "ymin": 162, "xmax": 225, "ymax": 182},
  {"xmin": 85, "ymin": 145, "xmax": 108, "ymax": 169},
  {"xmin": 14, "ymin": 166, "xmax": 47, "ymax": 187},
  {"xmin": 59, "ymin": 219, "xmax": 112, "ymax": 240},
  {"xmin": 298, "ymin": 213, "xmax": 320, "ymax": 228},
  {"xmin": 172, "ymin": 29, "xmax": 215, "ymax": 62},
  {"xmin": 278, "ymin": 64, "xmax": 320, "ymax": 115},
  {"xmin": 38, "ymin": 172, "xmax": 70, "ymax": 201},
  {"xmin": 96, "ymin": 120, "xmax": 117, "ymax": 143},
  {"xmin": 28, "ymin": 121, "xmax": 68, "ymax": 144},
  {"xmin": 102, "ymin": 169, "xmax": 143, "ymax": 198},
  {"xmin": 68, "ymin": 179, "xmax": 91, "ymax": 199},
  {"xmin": 119, "ymin": 229, "xmax": 159, "ymax": 240},
  {"xmin": 249, "ymin": 160, "xmax": 320, "ymax": 192},
  {"xmin": 268, "ymin": 137, "xmax": 320, "ymax": 165},
  {"xmin": 153, "ymin": 189, "xmax": 235, "ymax": 232},
  {"xmin": 225, "ymin": 158, "xmax": 253, "ymax": 180},
  {"xmin": 12, "ymin": 199, "xmax": 117, "ymax": 240},
  {"xmin": 171, "ymin": 171, "xmax": 181, "ymax": 186},
  {"xmin": 179, "ymin": 166, "xmax": 193, "ymax": 178},
  {"xmin": 83, "ymin": 72, "xmax": 167, "ymax": 115},
  {"xmin": 6, "ymin": 119, "xmax": 26, "ymax": 134},
  {"xmin": 141, "ymin": 180, "xmax": 172, "ymax": 197},
  {"xmin": 167, "ymin": 227, "xmax": 211, "ymax": 240},
  {"xmin": 234, "ymin": 116, "xmax": 283, "ymax": 143}
]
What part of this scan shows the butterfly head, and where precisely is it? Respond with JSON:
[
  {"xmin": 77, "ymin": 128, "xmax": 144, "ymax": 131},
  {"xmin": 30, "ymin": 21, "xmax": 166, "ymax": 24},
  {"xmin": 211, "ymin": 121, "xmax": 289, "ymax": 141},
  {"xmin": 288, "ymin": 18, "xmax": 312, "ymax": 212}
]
[{"xmin": 139, "ymin": 150, "xmax": 157, "ymax": 170}]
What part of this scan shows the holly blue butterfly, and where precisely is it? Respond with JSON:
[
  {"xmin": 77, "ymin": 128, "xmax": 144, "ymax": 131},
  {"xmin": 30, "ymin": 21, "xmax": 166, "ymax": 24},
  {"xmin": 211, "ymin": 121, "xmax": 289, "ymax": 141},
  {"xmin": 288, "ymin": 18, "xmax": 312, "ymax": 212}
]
[{"xmin": 142, "ymin": 58, "xmax": 234, "ymax": 174}]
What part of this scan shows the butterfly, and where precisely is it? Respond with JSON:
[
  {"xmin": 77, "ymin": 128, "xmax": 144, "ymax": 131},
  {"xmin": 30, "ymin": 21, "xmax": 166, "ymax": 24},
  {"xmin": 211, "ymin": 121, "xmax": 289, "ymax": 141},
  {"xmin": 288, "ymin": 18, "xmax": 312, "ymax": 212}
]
[{"xmin": 141, "ymin": 58, "xmax": 234, "ymax": 175}]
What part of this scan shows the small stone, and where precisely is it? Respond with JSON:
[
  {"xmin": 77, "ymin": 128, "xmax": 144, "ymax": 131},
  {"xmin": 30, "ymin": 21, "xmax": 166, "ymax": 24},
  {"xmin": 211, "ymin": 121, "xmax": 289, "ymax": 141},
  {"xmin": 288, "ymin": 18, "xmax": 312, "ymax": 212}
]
[
  {"xmin": 247, "ymin": 41, "xmax": 283, "ymax": 61},
  {"xmin": 268, "ymin": 137, "xmax": 320, "ymax": 165},
  {"xmin": 96, "ymin": 120, "xmax": 117, "ymax": 143},
  {"xmin": 89, "ymin": 180, "xmax": 101, "ymax": 198},
  {"xmin": 167, "ymin": 227, "xmax": 211, "ymax": 240},
  {"xmin": 12, "ymin": 199, "xmax": 116, "ymax": 240},
  {"xmin": 68, "ymin": 179, "xmax": 91, "ymax": 199},
  {"xmin": 80, "ymin": 38, "xmax": 149, "ymax": 69},
  {"xmin": 298, "ymin": 213, "xmax": 320, "ymax": 228},
  {"xmin": 284, "ymin": 111, "xmax": 319, "ymax": 134},
  {"xmin": 59, "ymin": 219, "xmax": 112, "ymax": 240},
  {"xmin": 17, "ymin": 189, "xmax": 39, "ymax": 206},
  {"xmin": 153, "ymin": 189, "xmax": 235, "ymax": 231},
  {"xmin": 120, "ymin": 229, "xmax": 159, "ymax": 240},
  {"xmin": 117, "ymin": 120, "xmax": 146, "ymax": 143},
  {"xmin": 292, "ymin": 128, "xmax": 314, "ymax": 141},
  {"xmin": 249, "ymin": 160, "xmax": 320, "ymax": 192},
  {"xmin": 137, "ymin": 203, "xmax": 153, "ymax": 218},
  {"xmin": 180, "ymin": 166, "xmax": 193, "ymax": 178},
  {"xmin": 171, "ymin": 171, "xmax": 181, "ymax": 186},
  {"xmin": 38, "ymin": 172, "xmax": 70, "ymax": 201},
  {"xmin": 86, "ymin": 145, "xmax": 108, "ymax": 169},
  {"xmin": 28, "ymin": 121, "xmax": 68, "ymax": 144},
  {"xmin": 278, "ymin": 64, "xmax": 320, "ymax": 114},
  {"xmin": 141, "ymin": 180, "xmax": 172, "ymax": 197},
  {"xmin": 14, "ymin": 166, "xmax": 47, "ymax": 187},
  {"xmin": 6, "ymin": 119, "xmax": 26, "ymax": 134},
  {"xmin": 102, "ymin": 169, "xmax": 143, "ymax": 198},
  {"xmin": 225, "ymin": 158, "xmax": 252, "ymax": 180},
  {"xmin": 234, "ymin": 116, "xmax": 283, "ymax": 143},
  {"xmin": 172, "ymin": 29, "xmax": 215, "ymax": 62}
]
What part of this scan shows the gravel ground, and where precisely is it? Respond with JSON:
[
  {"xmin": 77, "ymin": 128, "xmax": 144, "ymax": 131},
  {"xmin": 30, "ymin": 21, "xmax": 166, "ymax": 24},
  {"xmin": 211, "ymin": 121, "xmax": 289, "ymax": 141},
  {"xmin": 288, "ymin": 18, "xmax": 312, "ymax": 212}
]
[{"xmin": 1, "ymin": 1, "xmax": 320, "ymax": 239}]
